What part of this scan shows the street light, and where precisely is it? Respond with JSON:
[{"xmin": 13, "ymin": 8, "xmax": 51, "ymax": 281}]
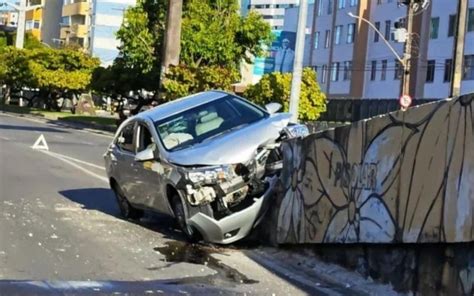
[{"xmin": 3, "ymin": 0, "xmax": 42, "ymax": 48}]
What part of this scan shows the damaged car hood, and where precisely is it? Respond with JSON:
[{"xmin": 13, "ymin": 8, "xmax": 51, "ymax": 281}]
[{"xmin": 167, "ymin": 113, "xmax": 291, "ymax": 166}]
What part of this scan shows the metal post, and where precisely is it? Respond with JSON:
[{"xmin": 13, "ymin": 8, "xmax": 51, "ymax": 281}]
[
  {"xmin": 289, "ymin": 0, "xmax": 308, "ymax": 123},
  {"xmin": 401, "ymin": 2, "xmax": 414, "ymax": 98},
  {"xmin": 450, "ymin": 0, "xmax": 468, "ymax": 98},
  {"xmin": 15, "ymin": 0, "xmax": 26, "ymax": 49}
]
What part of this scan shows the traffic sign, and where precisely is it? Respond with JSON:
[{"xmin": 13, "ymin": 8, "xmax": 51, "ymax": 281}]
[{"xmin": 399, "ymin": 94, "xmax": 412, "ymax": 111}]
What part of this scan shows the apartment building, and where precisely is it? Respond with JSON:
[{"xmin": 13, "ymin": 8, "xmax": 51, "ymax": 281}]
[
  {"xmin": 24, "ymin": 0, "xmax": 62, "ymax": 46},
  {"xmin": 60, "ymin": 0, "xmax": 91, "ymax": 48},
  {"xmin": 245, "ymin": 0, "xmax": 302, "ymax": 30},
  {"xmin": 90, "ymin": 0, "xmax": 135, "ymax": 66},
  {"xmin": 0, "ymin": 11, "xmax": 18, "ymax": 27},
  {"xmin": 285, "ymin": 0, "xmax": 474, "ymax": 99},
  {"xmin": 60, "ymin": 0, "xmax": 134, "ymax": 66}
]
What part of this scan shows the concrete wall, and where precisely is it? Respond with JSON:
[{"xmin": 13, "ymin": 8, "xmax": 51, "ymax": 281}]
[{"xmin": 276, "ymin": 94, "xmax": 473, "ymax": 244}]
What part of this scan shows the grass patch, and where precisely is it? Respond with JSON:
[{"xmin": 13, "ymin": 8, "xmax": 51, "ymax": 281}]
[{"xmin": 0, "ymin": 104, "xmax": 116, "ymax": 127}]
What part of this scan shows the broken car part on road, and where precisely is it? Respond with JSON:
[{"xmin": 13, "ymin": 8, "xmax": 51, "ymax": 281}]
[{"xmin": 104, "ymin": 91, "xmax": 309, "ymax": 244}]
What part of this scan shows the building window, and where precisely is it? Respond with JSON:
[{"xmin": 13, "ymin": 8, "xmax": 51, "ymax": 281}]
[
  {"xmin": 314, "ymin": 31, "xmax": 320, "ymax": 49},
  {"xmin": 338, "ymin": 0, "xmax": 345, "ymax": 10},
  {"xmin": 347, "ymin": 23, "xmax": 355, "ymax": 43},
  {"xmin": 444, "ymin": 59, "xmax": 452, "ymax": 82},
  {"xmin": 317, "ymin": 0, "xmax": 324, "ymax": 16},
  {"xmin": 394, "ymin": 60, "xmax": 403, "ymax": 80},
  {"xmin": 343, "ymin": 61, "xmax": 352, "ymax": 80},
  {"xmin": 468, "ymin": 8, "xmax": 474, "ymax": 32},
  {"xmin": 464, "ymin": 55, "xmax": 474, "ymax": 80},
  {"xmin": 370, "ymin": 60, "xmax": 377, "ymax": 81},
  {"xmin": 328, "ymin": 0, "xmax": 333, "ymax": 14},
  {"xmin": 426, "ymin": 60, "xmax": 435, "ymax": 83},
  {"xmin": 377, "ymin": 0, "xmax": 382, "ymax": 4},
  {"xmin": 381, "ymin": 59, "xmax": 387, "ymax": 80},
  {"xmin": 430, "ymin": 17, "xmax": 439, "ymax": 39},
  {"xmin": 385, "ymin": 20, "xmax": 391, "ymax": 40},
  {"xmin": 374, "ymin": 22, "xmax": 380, "ymax": 42},
  {"xmin": 350, "ymin": 0, "xmax": 358, "ymax": 7},
  {"xmin": 335, "ymin": 25, "xmax": 343, "ymax": 45},
  {"xmin": 325, "ymin": 30, "xmax": 331, "ymax": 48},
  {"xmin": 331, "ymin": 62, "xmax": 339, "ymax": 81},
  {"xmin": 25, "ymin": 20, "xmax": 33, "ymax": 30},
  {"xmin": 448, "ymin": 14, "xmax": 456, "ymax": 37},
  {"xmin": 322, "ymin": 64, "xmax": 328, "ymax": 83}
]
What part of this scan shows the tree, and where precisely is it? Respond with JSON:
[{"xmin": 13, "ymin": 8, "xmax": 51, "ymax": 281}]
[
  {"xmin": 27, "ymin": 47, "xmax": 100, "ymax": 110},
  {"xmin": 0, "ymin": 47, "xmax": 31, "ymax": 104},
  {"xmin": 113, "ymin": 0, "xmax": 272, "ymax": 101},
  {"xmin": 161, "ymin": 0, "xmax": 272, "ymax": 100},
  {"xmin": 180, "ymin": 0, "xmax": 272, "ymax": 69},
  {"xmin": 244, "ymin": 68, "xmax": 327, "ymax": 121}
]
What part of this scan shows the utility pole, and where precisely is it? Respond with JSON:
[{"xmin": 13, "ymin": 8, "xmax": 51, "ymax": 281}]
[
  {"xmin": 160, "ymin": 0, "xmax": 183, "ymax": 87},
  {"xmin": 288, "ymin": 0, "xmax": 308, "ymax": 123},
  {"xmin": 450, "ymin": 0, "xmax": 468, "ymax": 98},
  {"xmin": 401, "ymin": 2, "xmax": 414, "ymax": 99}
]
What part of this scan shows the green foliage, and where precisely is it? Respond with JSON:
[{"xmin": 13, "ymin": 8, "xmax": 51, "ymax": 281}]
[
  {"xmin": 162, "ymin": 64, "xmax": 239, "ymax": 101},
  {"xmin": 113, "ymin": 0, "xmax": 272, "ymax": 99},
  {"xmin": 244, "ymin": 68, "xmax": 327, "ymax": 121},
  {"xmin": 181, "ymin": 0, "xmax": 272, "ymax": 69},
  {"xmin": 27, "ymin": 47, "xmax": 100, "ymax": 91},
  {"xmin": 91, "ymin": 59, "xmax": 159, "ymax": 96},
  {"xmin": 0, "ymin": 47, "xmax": 31, "ymax": 90},
  {"xmin": 115, "ymin": 1, "xmax": 157, "ymax": 73}
]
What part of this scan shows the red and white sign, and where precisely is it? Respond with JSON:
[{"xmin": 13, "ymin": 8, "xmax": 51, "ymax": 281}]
[{"xmin": 399, "ymin": 94, "xmax": 412, "ymax": 110}]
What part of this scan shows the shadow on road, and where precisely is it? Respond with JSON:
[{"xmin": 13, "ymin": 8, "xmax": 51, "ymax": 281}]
[
  {"xmin": 0, "ymin": 124, "xmax": 69, "ymax": 133},
  {"xmin": 0, "ymin": 279, "xmax": 239, "ymax": 295},
  {"xmin": 59, "ymin": 188, "xmax": 119, "ymax": 216},
  {"xmin": 58, "ymin": 187, "xmax": 188, "ymax": 242}
]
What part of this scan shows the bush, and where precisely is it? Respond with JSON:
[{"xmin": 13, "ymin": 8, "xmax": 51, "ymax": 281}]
[
  {"xmin": 162, "ymin": 64, "xmax": 240, "ymax": 101},
  {"xmin": 244, "ymin": 68, "xmax": 327, "ymax": 121}
]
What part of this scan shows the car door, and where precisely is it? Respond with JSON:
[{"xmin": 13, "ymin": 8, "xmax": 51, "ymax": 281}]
[
  {"xmin": 133, "ymin": 121, "xmax": 168, "ymax": 213},
  {"xmin": 111, "ymin": 121, "xmax": 141, "ymax": 205}
]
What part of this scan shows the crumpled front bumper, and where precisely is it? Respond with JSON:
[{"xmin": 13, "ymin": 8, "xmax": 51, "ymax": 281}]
[{"xmin": 187, "ymin": 176, "xmax": 277, "ymax": 244}]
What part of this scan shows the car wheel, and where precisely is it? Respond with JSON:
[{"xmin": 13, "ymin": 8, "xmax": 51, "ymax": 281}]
[
  {"xmin": 170, "ymin": 194, "xmax": 201, "ymax": 242},
  {"xmin": 112, "ymin": 184, "xmax": 144, "ymax": 220}
]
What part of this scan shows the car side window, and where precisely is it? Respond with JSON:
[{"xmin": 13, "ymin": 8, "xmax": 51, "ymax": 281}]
[
  {"xmin": 137, "ymin": 124, "xmax": 155, "ymax": 153},
  {"xmin": 117, "ymin": 123, "xmax": 135, "ymax": 153}
]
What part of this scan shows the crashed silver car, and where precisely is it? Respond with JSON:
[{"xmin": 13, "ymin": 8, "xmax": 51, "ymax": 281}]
[{"xmin": 104, "ymin": 91, "xmax": 308, "ymax": 244}]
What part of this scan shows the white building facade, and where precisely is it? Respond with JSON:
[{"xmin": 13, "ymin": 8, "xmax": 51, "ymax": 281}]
[{"xmin": 284, "ymin": 0, "xmax": 474, "ymax": 99}]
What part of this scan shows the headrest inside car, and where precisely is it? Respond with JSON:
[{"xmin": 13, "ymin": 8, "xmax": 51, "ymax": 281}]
[{"xmin": 200, "ymin": 112, "xmax": 219, "ymax": 123}]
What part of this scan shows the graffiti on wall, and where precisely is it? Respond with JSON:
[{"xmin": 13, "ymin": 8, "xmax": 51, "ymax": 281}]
[{"xmin": 277, "ymin": 94, "xmax": 473, "ymax": 244}]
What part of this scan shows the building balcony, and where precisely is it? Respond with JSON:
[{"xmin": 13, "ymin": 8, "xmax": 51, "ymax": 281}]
[
  {"xmin": 60, "ymin": 23, "xmax": 88, "ymax": 39},
  {"xmin": 62, "ymin": 1, "xmax": 90, "ymax": 17}
]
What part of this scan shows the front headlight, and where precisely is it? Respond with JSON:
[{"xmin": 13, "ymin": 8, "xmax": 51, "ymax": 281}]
[
  {"xmin": 187, "ymin": 165, "xmax": 233, "ymax": 184},
  {"xmin": 284, "ymin": 124, "xmax": 310, "ymax": 138}
]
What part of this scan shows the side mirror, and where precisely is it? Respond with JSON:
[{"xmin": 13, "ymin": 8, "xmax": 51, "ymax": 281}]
[
  {"xmin": 135, "ymin": 146, "xmax": 155, "ymax": 162},
  {"xmin": 265, "ymin": 102, "xmax": 282, "ymax": 114}
]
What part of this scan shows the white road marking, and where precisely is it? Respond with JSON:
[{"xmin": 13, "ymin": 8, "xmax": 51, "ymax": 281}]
[
  {"xmin": 54, "ymin": 135, "xmax": 64, "ymax": 139},
  {"xmin": 45, "ymin": 150, "xmax": 105, "ymax": 170},
  {"xmin": 40, "ymin": 150, "xmax": 108, "ymax": 183},
  {"xmin": 0, "ymin": 136, "xmax": 10, "ymax": 141}
]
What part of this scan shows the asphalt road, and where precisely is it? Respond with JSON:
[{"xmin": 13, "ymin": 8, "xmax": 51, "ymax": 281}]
[{"xmin": 0, "ymin": 112, "xmax": 317, "ymax": 296}]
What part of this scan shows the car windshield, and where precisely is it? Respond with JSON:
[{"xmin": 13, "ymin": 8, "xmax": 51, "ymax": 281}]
[{"xmin": 154, "ymin": 95, "xmax": 268, "ymax": 151}]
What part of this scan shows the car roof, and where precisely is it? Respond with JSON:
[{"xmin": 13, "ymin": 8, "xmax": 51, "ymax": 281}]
[{"xmin": 136, "ymin": 90, "xmax": 229, "ymax": 122}]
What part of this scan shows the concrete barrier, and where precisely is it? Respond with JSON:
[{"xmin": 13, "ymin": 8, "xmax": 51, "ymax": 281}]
[{"xmin": 276, "ymin": 94, "xmax": 473, "ymax": 244}]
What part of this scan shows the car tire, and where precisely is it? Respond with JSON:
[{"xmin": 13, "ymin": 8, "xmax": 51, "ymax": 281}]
[
  {"xmin": 170, "ymin": 194, "xmax": 201, "ymax": 243},
  {"xmin": 112, "ymin": 184, "xmax": 144, "ymax": 220}
]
